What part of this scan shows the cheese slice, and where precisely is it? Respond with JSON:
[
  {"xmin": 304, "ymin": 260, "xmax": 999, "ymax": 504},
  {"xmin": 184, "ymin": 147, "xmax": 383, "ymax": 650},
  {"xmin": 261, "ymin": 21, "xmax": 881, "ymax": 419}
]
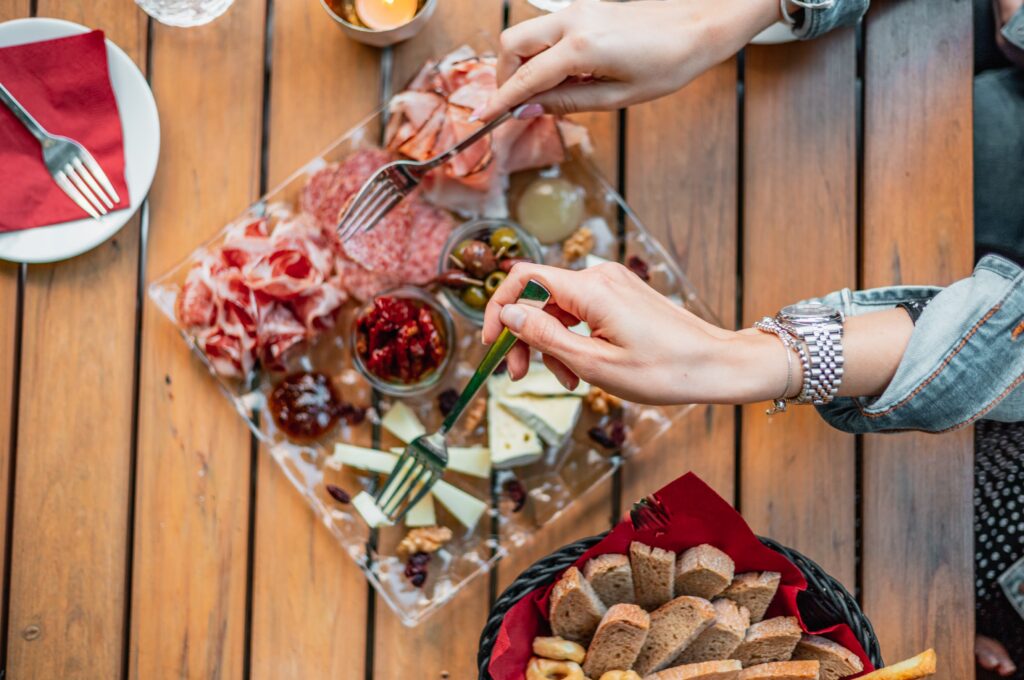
[
  {"xmin": 504, "ymin": 361, "xmax": 589, "ymax": 398},
  {"xmin": 431, "ymin": 479, "xmax": 487, "ymax": 531},
  {"xmin": 327, "ymin": 443, "xmax": 395, "ymax": 474},
  {"xmin": 352, "ymin": 491, "xmax": 393, "ymax": 529},
  {"xmin": 488, "ymin": 397, "xmax": 543, "ymax": 468},
  {"xmin": 381, "ymin": 401, "xmax": 426, "ymax": 443},
  {"xmin": 498, "ymin": 395, "xmax": 582, "ymax": 445},
  {"xmin": 389, "ymin": 445, "xmax": 492, "ymax": 479},
  {"xmin": 404, "ymin": 492, "xmax": 436, "ymax": 527}
]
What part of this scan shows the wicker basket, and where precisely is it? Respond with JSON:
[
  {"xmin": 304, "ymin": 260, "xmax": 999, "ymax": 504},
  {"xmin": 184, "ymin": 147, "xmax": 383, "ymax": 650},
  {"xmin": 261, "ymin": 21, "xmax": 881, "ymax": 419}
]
[{"xmin": 477, "ymin": 533, "xmax": 883, "ymax": 679}]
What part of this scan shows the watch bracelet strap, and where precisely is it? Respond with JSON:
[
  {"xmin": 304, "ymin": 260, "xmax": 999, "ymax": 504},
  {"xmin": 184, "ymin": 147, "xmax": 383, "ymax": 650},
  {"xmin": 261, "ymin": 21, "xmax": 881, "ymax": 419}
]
[{"xmin": 779, "ymin": 318, "xmax": 844, "ymax": 405}]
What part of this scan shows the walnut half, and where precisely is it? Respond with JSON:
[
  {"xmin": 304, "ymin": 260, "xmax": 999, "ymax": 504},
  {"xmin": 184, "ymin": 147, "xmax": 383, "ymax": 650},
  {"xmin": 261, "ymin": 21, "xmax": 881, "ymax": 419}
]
[{"xmin": 397, "ymin": 526, "xmax": 453, "ymax": 559}]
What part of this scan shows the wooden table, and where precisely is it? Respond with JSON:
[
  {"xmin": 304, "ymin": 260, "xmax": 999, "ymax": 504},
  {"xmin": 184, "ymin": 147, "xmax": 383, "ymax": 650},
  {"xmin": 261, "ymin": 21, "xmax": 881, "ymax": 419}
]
[{"xmin": 0, "ymin": 0, "xmax": 975, "ymax": 678}]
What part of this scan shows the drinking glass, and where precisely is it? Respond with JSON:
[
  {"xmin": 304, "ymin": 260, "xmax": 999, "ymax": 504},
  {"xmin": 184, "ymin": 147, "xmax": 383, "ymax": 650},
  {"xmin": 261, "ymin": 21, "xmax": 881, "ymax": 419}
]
[{"xmin": 135, "ymin": 0, "xmax": 235, "ymax": 27}]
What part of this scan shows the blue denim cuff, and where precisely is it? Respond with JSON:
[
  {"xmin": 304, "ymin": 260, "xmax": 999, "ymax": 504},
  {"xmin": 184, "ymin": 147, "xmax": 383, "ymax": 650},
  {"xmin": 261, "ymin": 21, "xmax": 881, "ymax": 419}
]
[
  {"xmin": 794, "ymin": 0, "xmax": 870, "ymax": 40},
  {"xmin": 813, "ymin": 255, "xmax": 1024, "ymax": 433}
]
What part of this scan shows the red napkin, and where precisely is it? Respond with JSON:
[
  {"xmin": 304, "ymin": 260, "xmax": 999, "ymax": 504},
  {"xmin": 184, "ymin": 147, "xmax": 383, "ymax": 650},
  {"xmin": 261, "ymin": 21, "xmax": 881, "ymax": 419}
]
[
  {"xmin": 0, "ymin": 30, "xmax": 130, "ymax": 232},
  {"xmin": 488, "ymin": 472, "xmax": 875, "ymax": 680}
]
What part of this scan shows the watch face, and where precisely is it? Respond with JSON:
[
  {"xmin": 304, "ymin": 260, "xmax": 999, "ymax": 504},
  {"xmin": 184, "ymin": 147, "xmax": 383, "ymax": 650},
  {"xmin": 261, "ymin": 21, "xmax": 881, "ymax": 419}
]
[{"xmin": 781, "ymin": 302, "xmax": 838, "ymax": 321}]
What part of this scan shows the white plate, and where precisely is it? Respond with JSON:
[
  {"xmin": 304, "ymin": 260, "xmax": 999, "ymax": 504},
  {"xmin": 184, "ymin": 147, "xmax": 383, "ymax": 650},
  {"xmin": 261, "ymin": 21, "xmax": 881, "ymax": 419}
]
[{"xmin": 0, "ymin": 18, "xmax": 160, "ymax": 263}]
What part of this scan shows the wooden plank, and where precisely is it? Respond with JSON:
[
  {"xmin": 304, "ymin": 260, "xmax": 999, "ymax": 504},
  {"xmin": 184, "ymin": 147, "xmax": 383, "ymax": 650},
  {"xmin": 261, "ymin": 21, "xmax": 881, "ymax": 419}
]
[
  {"xmin": 246, "ymin": 4, "xmax": 381, "ymax": 678},
  {"xmin": 494, "ymin": 0, "xmax": 621, "ymax": 594},
  {"xmin": 2, "ymin": 3, "xmax": 145, "ymax": 678},
  {"xmin": 130, "ymin": 5, "xmax": 267, "ymax": 680},
  {"xmin": 0, "ymin": 0, "xmax": 28, "ymax": 665},
  {"xmin": 740, "ymin": 32, "xmax": 858, "ymax": 589},
  {"xmin": 370, "ymin": 4, "xmax": 503, "ymax": 678},
  {"xmin": 621, "ymin": 62, "xmax": 739, "ymax": 506},
  {"xmin": 861, "ymin": 0, "xmax": 974, "ymax": 675}
]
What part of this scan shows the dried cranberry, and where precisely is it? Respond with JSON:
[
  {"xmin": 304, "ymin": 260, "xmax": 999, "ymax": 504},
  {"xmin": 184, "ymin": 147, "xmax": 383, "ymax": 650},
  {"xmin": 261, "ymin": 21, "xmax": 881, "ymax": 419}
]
[
  {"xmin": 338, "ymin": 403, "xmax": 366, "ymax": 425},
  {"xmin": 404, "ymin": 551, "xmax": 431, "ymax": 588},
  {"xmin": 408, "ymin": 551, "xmax": 431, "ymax": 567},
  {"xmin": 409, "ymin": 571, "xmax": 427, "ymax": 587},
  {"xmin": 438, "ymin": 388, "xmax": 459, "ymax": 416},
  {"xmin": 588, "ymin": 426, "xmax": 616, "ymax": 448},
  {"xmin": 627, "ymin": 255, "xmax": 651, "ymax": 282},
  {"xmin": 502, "ymin": 479, "xmax": 527, "ymax": 513},
  {"xmin": 325, "ymin": 484, "xmax": 351, "ymax": 504}
]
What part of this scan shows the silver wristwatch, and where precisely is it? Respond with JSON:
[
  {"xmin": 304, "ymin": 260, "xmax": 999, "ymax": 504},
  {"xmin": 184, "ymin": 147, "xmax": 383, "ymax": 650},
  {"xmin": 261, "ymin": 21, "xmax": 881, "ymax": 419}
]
[{"xmin": 775, "ymin": 302, "xmax": 845, "ymax": 405}]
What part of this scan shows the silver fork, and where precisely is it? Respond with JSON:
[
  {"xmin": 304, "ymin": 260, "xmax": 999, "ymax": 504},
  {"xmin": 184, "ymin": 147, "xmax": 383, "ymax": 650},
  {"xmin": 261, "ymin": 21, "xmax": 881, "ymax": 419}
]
[
  {"xmin": 0, "ymin": 82, "xmax": 121, "ymax": 221},
  {"xmin": 337, "ymin": 103, "xmax": 536, "ymax": 242},
  {"xmin": 375, "ymin": 279, "xmax": 551, "ymax": 523}
]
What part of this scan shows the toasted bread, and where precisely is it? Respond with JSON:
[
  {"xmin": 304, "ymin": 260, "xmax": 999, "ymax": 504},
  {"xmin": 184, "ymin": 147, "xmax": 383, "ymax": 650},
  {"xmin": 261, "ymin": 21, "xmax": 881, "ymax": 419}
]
[
  {"xmin": 643, "ymin": 659, "xmax": 743, "ymax": 680},
  {"xmin": 791, "ymin": 635, "xmax": 863, "ymax": 680},
  {"xmin": 586, "ymin": 553, "xmax": 637, "ymax": 606},
  {"xmin": 631, "ymin": 542, "xmax": 677, "ymax": 610},
  {"xmin": 675, "ymin": 545, "xmax": 735, "ymax": 599},
  {"xmin": 549, "ymin": 566, "xmax": 608, "ymax": 644},
  {"xmin": 721, "ymin": 572, "xmax": 781, "ymax": 623},
  {"xmin": 675, "ymin": 598, "xmax": 751, "ymax": 664},
  {"xmin": 734, "ymin": 616, "xmax": 802, "ymax": 667},
  {"xmin": 583, "ymin": 604, "xmax": 651, "ymax": 678},
  {"xmin": 857, "ymin": 650, "xmax": 936, "ymax": 680},
  {"xmin": 633, "ymin": 596, "xmax": 716, "ymax": 676},
  {"xmin": 737, "ymin": 660, "xmax": 821, "ymax": 680}
]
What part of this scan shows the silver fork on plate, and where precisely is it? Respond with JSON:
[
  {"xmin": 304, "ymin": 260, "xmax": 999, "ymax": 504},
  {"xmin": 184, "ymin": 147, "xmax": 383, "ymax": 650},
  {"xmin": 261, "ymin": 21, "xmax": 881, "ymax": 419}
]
[
  {"xmin": 337, "ymin": 103, "xmax": 535, "ymax": 242},
  {"xmin": 375, "ymin": 279, "xmax": 551, "ymax": 523},
  {"xmin": 0, "ymin": 82, "xmax": 121, "ymax": 220}
]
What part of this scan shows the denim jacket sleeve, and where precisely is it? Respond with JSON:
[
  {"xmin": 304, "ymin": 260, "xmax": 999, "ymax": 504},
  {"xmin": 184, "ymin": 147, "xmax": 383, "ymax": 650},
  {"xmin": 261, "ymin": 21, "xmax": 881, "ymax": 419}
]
[
  {"xmin": 812, "ymin": 255, "xmax": 1024, "ymax": 434},
  {"xmin": 793, "ymin": 0, "xmax": 870, "ymax": 40}
]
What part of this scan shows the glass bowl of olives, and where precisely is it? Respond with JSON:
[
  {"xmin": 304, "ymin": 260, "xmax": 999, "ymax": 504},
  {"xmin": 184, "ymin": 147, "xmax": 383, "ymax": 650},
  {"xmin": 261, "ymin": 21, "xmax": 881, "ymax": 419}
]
[{"xmin": 436, "ymin": 219, "xmax": 543, "ymax": 325}]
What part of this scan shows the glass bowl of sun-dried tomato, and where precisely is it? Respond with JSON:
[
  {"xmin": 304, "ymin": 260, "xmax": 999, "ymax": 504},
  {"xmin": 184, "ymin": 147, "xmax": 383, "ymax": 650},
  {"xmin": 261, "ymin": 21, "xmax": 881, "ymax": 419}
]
[{"xmin": 351, "ymin": 286, "xmax": 455, "ymax": 396}]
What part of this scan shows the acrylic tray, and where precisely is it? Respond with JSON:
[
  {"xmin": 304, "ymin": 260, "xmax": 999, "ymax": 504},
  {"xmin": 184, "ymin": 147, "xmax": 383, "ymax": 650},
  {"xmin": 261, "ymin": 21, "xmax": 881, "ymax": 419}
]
[{"xmin": 149, "ymin": 103, "xmax": 715, "ymax": 626}]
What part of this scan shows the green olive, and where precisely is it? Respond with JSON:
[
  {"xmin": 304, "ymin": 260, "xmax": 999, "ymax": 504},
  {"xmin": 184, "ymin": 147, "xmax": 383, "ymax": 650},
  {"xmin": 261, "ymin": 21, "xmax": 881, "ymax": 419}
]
[
  {"xmin": 489, "ymin": 227, "xmax": 520, "ymax": 257},
  {"xmin": 461, "ymin": 285, "xmax": 488, "ymax": 310},
  {"xmin": 484, "ymin": 271, "xmax": 507, "ymax": 296}
]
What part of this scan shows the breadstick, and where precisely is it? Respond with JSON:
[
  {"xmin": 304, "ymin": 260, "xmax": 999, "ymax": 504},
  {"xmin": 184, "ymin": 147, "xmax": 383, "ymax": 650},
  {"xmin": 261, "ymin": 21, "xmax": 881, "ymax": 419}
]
[{"xmin": 858, "ymin": 649, "xmax": 936, "ymax": 680}]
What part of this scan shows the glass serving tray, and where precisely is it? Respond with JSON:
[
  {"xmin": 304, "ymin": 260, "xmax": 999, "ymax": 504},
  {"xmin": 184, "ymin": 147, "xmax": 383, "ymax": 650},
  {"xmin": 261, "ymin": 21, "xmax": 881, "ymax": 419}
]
[{"xmin": 149, "ymin": 103, "xmax": 714, "ymax": 626}]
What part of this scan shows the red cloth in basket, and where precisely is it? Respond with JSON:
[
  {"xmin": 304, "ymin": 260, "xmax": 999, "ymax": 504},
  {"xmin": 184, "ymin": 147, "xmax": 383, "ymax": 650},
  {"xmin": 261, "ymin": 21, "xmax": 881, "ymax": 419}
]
[{"xmin": 488, "ymin": 472, "xmax": 873, "ymax": 680}]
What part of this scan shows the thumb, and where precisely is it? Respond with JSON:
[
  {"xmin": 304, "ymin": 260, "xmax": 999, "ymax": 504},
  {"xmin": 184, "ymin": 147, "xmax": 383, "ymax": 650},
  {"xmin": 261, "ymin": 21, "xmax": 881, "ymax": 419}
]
[
  {"xmin": 528, "ymin": 80, "xmax": 633, "ymax": 116},
  {"xmin": 499, "ymin": 303, "xmax": 593, "ymax": 367}
]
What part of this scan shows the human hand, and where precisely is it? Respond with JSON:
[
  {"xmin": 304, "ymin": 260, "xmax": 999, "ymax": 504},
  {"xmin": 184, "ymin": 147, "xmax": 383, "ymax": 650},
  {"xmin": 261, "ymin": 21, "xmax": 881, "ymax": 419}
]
[
  {"xmin": 472, "ymin": 0, "xmax": 780, "ymax": 122},
  {"xmin": 481, "ymin": 262, "xmax": 787, "ymax": 405}
]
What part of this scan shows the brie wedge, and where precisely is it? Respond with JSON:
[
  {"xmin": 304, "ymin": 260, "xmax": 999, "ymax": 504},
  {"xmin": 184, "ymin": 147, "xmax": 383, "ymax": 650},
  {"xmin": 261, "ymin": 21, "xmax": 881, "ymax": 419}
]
[
  {"xmin": 390, "ymin": 445, "xmax": 492, "ymax": 479},
  {"xmin": 381, "ymin": 401, "xmax": 426, "ymax": 444},
  {"xmin": 498, "ymin": 395, "xmax": 582, "ymax": 445},
  {"xmin": 503, "ymin": 361, "xmax": 588, "ymax": 398},
  {"xmin": 352, "ymin": 491, "xmax": 393, "ymax": 528},
  {"xmin": 488, "ymin": 397, "xmax": 543, "ymax": 468}
]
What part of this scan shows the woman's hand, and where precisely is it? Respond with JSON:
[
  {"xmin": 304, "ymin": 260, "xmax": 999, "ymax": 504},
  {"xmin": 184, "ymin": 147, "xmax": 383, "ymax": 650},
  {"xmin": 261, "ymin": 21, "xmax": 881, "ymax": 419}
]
[
  {"xmin": 472, "ymin": 0, "xmax": 780, "ymax": 121},
  {"xmin": 481, "ymin": 262, "xmax": 788, "ymax": 405}
]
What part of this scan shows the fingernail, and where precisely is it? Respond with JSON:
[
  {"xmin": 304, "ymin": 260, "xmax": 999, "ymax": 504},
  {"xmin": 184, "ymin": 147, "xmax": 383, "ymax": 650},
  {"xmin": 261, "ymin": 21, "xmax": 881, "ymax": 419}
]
[
  {"xmin": 558, "ymin": 374, "xmax": 575, "ymax": 391},
  {"xmin": 500, "ymin": 304, "xmax": 527, "ymax": 332},
  {"xmin": 515, "ymin": 103, "xmax": 544, "ymax": 120}
]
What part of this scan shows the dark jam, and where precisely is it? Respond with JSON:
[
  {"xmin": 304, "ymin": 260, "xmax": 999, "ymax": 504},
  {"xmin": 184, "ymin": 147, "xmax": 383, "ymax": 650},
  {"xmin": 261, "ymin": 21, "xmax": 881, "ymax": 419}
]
[
  {"xmin": 268, "ymin": 372, "xmax": 343, "ymax": 441},
  {"xmin": 356, "ymin": 296, "xmax": 447, "ymax": 384}
]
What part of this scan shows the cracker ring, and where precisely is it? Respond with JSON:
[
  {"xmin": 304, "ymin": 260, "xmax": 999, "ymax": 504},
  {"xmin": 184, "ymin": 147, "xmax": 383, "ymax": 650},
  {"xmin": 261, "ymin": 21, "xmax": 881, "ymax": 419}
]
[
  {"xmin": 526, "ymin": 656, "xmax": 585, "ymax": 680},
  {"xmin": 532, "ymin": 636, "xmax": 586, "ymax": 663},
  {"xmin": 598, "ymin": 672, "xmax": 642, "ymax": 680}
]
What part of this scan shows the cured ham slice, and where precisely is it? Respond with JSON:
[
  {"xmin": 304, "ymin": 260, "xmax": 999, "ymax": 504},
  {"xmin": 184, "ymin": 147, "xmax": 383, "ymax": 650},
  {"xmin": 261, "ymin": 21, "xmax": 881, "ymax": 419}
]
[{"xmin": 383, "ymin": 45, "xmax": 592, "ymax": 216}]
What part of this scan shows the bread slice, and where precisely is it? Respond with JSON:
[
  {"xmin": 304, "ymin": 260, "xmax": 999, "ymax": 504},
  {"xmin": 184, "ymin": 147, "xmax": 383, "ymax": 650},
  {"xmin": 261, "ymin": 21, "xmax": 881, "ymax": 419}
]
[
  {"xmin": 631, "ymin": 542, "xmax": 676, "ymax": 610},
  {"xmin": 675, "ymin": 545, "xmax": 735, "ymax": 599},
  {"xmin": 721, "ymin": 572, "xmax": 781, "ymax": 623},
  {"xmin": 791, "ymin": 635, "xmax": 864, "ymax": 680},
  {"xmin": 585, "ymin": 553, "xmax": 636, "ymax": 606},
  {"xmin": 675, "ymin": 598, "xmax": 750, "ymax": 664},
  {"xmin": 632, "ymin": 596, "xmax": 716, "ymax": 676},
  {"xmin": 582, "ymin": 604, "xmax": 650, "ymax": 678},
  {"xmin": 734, "ymin": 616, "xmax": 802, "ymax": 667},
  {"xmin": 737, "ymin": 661, "xmax": 821, "ymax": 680},
  {"xmin": 549, "ymin": 566, "xmax": 607, "ymax": 644},
  {"xmin": 644, "ymin": 659, "xmax": 743, "ymax": 680}
]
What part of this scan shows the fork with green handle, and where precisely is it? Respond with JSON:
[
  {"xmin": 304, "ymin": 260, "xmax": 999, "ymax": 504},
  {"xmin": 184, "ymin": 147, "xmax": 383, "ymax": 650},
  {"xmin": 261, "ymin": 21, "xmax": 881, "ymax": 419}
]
[{"xmin": 374, "ymin": 280, "xmax": 551, "ymax": 523}]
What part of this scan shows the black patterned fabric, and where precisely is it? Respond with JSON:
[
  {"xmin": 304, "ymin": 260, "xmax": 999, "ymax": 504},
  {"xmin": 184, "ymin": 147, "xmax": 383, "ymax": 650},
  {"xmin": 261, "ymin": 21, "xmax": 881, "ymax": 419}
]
[{"xmin": 975, "ymin": 420, "xmax": 1024, "ymax": 680}]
